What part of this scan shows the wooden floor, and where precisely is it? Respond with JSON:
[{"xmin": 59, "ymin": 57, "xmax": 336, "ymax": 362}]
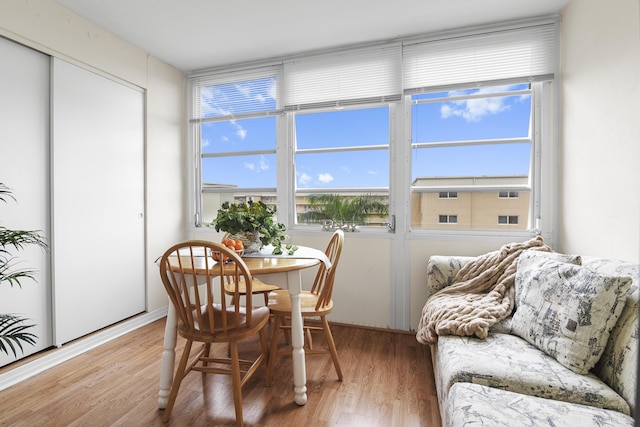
[{"xmin": 0, "ymin": 318, "xmax": 441, "ymax": 426}]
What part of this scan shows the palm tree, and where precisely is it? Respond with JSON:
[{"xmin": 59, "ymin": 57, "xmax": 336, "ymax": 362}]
[
  {"xmin": 300, "ymin": 194, "xmax": 389, "ymax": 229},
  {"xmin": 0, "ymin": 183, "xmax": 48, "ymax": 357}
]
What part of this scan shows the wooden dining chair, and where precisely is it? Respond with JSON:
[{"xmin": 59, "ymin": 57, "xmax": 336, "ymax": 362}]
[
  {"xmin": 221, "ymin": 233, "xmax": 281, "ymax": 307},
  {"xmin": 158, "ymin": 240, "xmax": 270, "ymax": 426},
  {"xmin": 265, "ymin": 229, "xmax": 344, "ymax": 386}
]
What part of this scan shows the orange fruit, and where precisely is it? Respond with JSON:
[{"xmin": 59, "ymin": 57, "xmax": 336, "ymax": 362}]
[
  {"xmin": 212, "ymin": 251, "xmax": 227, "ymax": 262},
  {"xmin": 235, "ymin": 240, "xmax": 244, "ymax": 250}
]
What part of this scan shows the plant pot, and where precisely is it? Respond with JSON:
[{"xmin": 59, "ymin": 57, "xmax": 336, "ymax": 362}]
[{"xmin": 229, "ymin": 231, "xmax": 261, "ymax": 253}]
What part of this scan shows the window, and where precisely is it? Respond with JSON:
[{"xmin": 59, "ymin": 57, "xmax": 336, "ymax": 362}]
[
  {"xmin": 410, "ymin": 83, "xmax": 534, "ymax": 231},
  {"xmin": 498, "ymin": 215, "xmax": 519, "ymax": 225},
  {"xmin": 294, "ymin": 106, "xmax": 390, "ymax": 229},
  {"xmin": 439, "ymin": 191, "xmax": 457, "ymax": 199},
  {"xmin": 499, "ymin": 191, "xmax": 519, "ymax": 199},
  {"xmin": 188, "ymin": 19, "xmax": 557, "ymax": 235},
  {"xmin": 439, "ymin": 215, "xmax": 458, "ymax": 224},
  {"xmin": 190, "ymin": 69, "xmax": 281, "ymax": 224}
]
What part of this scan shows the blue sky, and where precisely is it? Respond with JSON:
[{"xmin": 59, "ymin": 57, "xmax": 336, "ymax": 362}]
[{"xmin": 200, "ymin": 83, "xmax": 531, "ymax": 188}]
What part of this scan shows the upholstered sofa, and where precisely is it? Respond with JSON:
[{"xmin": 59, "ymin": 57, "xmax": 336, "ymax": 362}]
[{"xmin": 423, "ymin": 253, "xmax": 638, "ymax": 426}]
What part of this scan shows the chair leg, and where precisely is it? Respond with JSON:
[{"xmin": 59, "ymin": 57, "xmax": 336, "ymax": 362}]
[
  {"xmin": 305, "ymin": 326, "xmax": 313, "ymax": 350},
  {"xmin": 229, "ymin": 340, "xmax": 244, "ymax": 427},
  {"xmin": 321, "ymin": 316, "xmax": 343, "ymax": 381},
  {"xmin": 281, "ymin": 316, "xmax": 291, "ymax": 344},
  {"xmin": 202, "ymin": 343, "xmax": 211, "ymax": 367},
  {"xmin": 266, "ymin": 314, "xmax": 283, "ymax": 386},
  {"xmin": 259, "ymin": 328, "xmax": 269, "ymax": 363},
  {"xmin": 163, "ymin": 340, "xmax": 193, "ymax": 422}
]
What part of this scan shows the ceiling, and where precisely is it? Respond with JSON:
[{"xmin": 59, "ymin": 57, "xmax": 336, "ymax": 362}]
[{"xmin": 56, "ymin": 0, "xmax": 569, "ymax": 73}]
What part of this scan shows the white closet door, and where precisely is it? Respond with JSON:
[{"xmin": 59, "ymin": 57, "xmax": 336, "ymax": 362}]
[
  {"xmin": 0, "ymin": 38, "xmax": 52, "ymax": 367},
  {"xmin": 52, "ymin": 58, "xmax": 145, "ymax": 345}
]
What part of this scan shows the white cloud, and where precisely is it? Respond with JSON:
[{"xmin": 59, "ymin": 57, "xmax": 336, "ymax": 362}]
[
  {"xmin": 341, "ymin": 166, "xmax": 351, "ymax": 173},
  {"xmin": 368, "ymin": 170, "xmax": 376, "ymax": 175},
  {"xmin": 236, "ymin": 127, "xmax": 247, "ymax": 139},
  {"xmin": 299, "ymin": 173, "xmax": 311, "ymax": 185},
  {"xmin": 318, "ymin": 173, "xmax": 334, "ymax": 184},
  {"xmin": 228, "ymin": 118, "xmax": 247, "ymax": 140},
  {"xmin": 243, "ymin": 156, "xmax": 270, "ymax": 174},
  {"xmin": 235, "ymin": 83, "xmax": 251, "ymax": 98},
  {"xmin": 441, "ymin": 86, "xmax": 517, "ymax": 122}
]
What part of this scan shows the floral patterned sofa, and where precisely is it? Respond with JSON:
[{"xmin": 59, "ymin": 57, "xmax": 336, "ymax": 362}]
[{"xmin": 424, "ymin": 254, "xmax": 638, "ymax": 427}]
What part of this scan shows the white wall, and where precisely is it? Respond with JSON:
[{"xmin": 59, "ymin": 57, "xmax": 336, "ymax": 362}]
[
  {"xmin": 4, "ymin": 0, "xmax": 639, "ymax": 335},
  {"xmin": 0, "ymin": 0, "xmax": 185, "ymax": 313},
  {"xmin": 559, "ymin": 0, "xmax": 640, "ymax": 262}
]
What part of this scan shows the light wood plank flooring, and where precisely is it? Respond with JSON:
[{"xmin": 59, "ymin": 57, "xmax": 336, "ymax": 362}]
[{"xmin": 0, "ymin": 319, "xmax": 441, "ymax": 426}]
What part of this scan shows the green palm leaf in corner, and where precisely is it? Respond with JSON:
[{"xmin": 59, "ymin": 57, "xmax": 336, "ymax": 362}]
[
  {"xmin": 0, "ymin": 182, "xmax": 48, "ymax": 357},
  {"xmin": 0, "ymin": 314, "xmax": 37, "ymax": 357}
]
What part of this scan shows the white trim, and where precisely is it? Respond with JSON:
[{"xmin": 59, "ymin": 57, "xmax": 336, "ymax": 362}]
[{"xmin": 0, "ymin": 308, "xmax": 167, "ymax": 391}]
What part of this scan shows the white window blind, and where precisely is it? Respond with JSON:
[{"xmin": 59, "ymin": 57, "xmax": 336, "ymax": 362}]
[
  {"xmin": 190, "ymin": 66, "xmax": 281, "ymax": 121},
  {"xmin": 284, "ymin": 44, "xmax": 402, "ymax": 110},
  {"xmin": 403, "ymin": 22, "xmax": 557, "ymax": 92}
]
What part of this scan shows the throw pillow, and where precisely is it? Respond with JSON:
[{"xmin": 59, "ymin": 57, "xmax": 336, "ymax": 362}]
[
  {"xmin": 514, "ymin": 251, "xmax": 582, "ymax": 305},
  {"xmin": 511, "ymin": 257, "xmax": 631, "ymax": 374}
]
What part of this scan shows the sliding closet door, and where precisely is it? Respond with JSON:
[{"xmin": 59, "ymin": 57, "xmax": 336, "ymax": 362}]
[
  {"xmin": 52, "ymin": 58, "xmax": 145, "ymax": 345},
  {"xmin": 0, "ymin": 38, "xmax": 52, "ymax": 367}
]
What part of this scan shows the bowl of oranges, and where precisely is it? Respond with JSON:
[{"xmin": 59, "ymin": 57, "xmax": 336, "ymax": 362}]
[{"xmin": 212, "ymin": 238, "xmax": 245, "ymax": 263}]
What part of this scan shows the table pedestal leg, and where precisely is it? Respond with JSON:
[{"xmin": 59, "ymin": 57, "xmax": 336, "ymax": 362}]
[
  {"xmin": 288, "ymin": 270, "xmax": 307, "ymax": 405},
  {"xmin": 158, "ymin": 302, "xmax": 177, "ymax": 409}
]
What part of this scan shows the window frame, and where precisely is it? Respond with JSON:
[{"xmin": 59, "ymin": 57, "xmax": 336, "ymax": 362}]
[
  {"xmin": 438, "ymin": 214, "xmax": 458, "ymax": 224},
  {"xmin": 498, "ymin": 215, "xmax": 519, "ymax": 225},
  {"xmin": 439, "ymin": 191, "xmax": 458, "ymax": 199},
  {"xmin": 498, "ymin": 191, "xmax": 520, "ymax": 199},
  {"xmin": 188, "ymin": 67, "xmax": 283, "ymax": 226},
  {"xmin": 407, "ymin": 81, "xmax": 549, "ymax": 236},
  {"xmin": 187, "ymin": 20, "xmax": 557, "ymax": 242},
  {"xmin": 289, "ymin": 102, "xmax": 394, "ymax": 232}
]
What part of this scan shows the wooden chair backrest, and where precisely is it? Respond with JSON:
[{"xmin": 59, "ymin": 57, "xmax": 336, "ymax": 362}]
[
  {"xmin": 310, "ymin": 230, "xmax": 344, "ymax": 311},
  {"xmin": 159, "ymin": 240, "xmax": 255, "ymax": 336}
]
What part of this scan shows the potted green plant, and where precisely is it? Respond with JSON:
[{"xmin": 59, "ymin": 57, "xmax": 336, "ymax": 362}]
[
  {"xmin": 0, "ymin": 183, "xmax": 48, "ymax": 357},
  {"xmin": 211, "ymin": 200, "xmax": 296, "ymax": 255}
]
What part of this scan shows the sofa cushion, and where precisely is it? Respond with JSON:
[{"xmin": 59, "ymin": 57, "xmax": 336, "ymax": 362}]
[
  {"xmin": 435, "ymin": 332, "xmax": 630, "ymax": 415},
  {"xmin": 447, "ymin": 382, "xmax": 635, "ymax": 427},
  {"xmin": 512, "ymin": 256, "xmax": 632, "ymax": 374},
  {"xmin": 583, "ymin": 256, "xmax": 639, "ymax": 416}
]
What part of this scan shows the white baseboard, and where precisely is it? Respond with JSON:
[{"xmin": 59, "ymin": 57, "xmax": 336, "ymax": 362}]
[{"xmin": 0, "ymin": 307, "xmax": 168, "ymax": 392}]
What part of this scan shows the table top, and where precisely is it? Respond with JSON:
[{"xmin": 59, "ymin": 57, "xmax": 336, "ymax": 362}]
[{"xmin": 166, "ymin": 254, "xmax": 320, "ymax": 276}]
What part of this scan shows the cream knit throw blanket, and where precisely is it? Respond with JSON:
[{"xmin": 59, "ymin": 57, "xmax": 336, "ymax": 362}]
[{"xmin": 416, "ymin": 236, "xmax": 551, "ymax": 344}]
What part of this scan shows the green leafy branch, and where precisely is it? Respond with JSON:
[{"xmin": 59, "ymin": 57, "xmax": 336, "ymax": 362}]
[
  {"xmin": 0, "ymin": 314, "xmax": 37, "ymax": 357},
  {"xmin": 0, "ymin": 182, "xmax": 48, "ymax": 357}
]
